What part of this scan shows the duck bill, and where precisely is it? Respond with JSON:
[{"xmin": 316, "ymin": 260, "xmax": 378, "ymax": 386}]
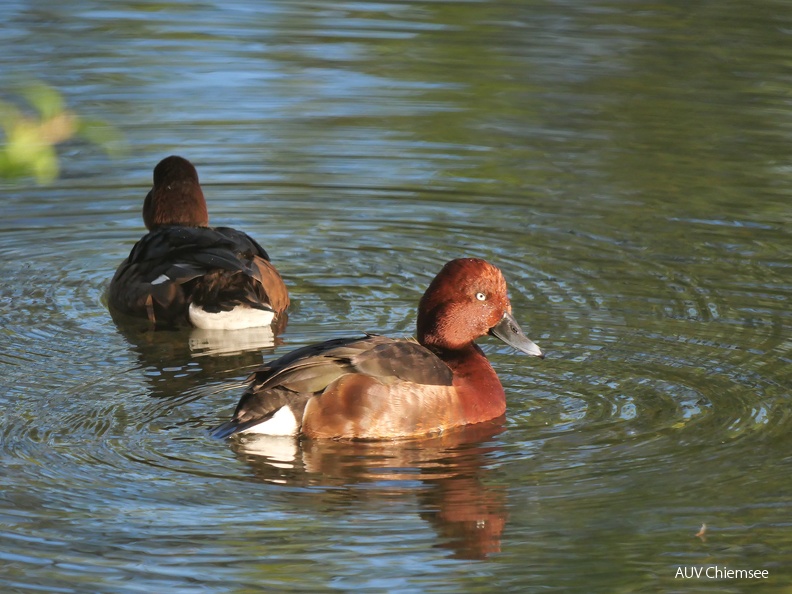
[{"xmin": 489, "ymin": 311, "xmax": 544, "ymax": 358}]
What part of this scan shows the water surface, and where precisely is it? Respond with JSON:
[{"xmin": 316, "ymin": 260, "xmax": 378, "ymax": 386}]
[{"xmin": 1, "ymin": 1, "xmax": 791, "ymax": 592}]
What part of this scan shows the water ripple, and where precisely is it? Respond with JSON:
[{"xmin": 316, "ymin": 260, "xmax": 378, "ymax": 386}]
[{"xmin": 2, "ymin": 187, "xmax": 788, "ymax": 491}]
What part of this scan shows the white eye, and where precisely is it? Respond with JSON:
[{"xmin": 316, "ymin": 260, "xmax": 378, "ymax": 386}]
[{"xmin": 476, "ymin": 292, "xmax": 487, "ymax": 301}]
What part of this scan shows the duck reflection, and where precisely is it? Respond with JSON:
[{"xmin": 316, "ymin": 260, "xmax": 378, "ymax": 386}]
[
  {"xmin": 230, "ymin": 420, "xmax": 508, "ymax": 559},
  {"xmin": 111, "ymin": 317, "xmax": 283, "ymax": 398},
  {"xmin": 111, "ymin": 308, "xmax": 288, "ymax": 355}
]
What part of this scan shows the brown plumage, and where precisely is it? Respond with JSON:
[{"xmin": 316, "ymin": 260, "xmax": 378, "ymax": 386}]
[
  {"xmin": 108, "ymin": 156, "xmax": 289, "ymax": 329},
  {"xmin": 212, "ymin": 258, "xmax": 543, "ymax": 440}
]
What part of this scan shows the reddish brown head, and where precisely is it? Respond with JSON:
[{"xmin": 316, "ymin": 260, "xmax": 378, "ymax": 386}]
[
  {"xmin": 417, "ymin": 258, "xmax": 543, "ymax": 357},
  {"xmin": 142, "ymin": 156, "xmax": 209, "ymax": 230}
]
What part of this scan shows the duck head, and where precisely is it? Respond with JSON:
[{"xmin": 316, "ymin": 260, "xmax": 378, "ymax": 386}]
[
  {"xmin": 417, "ymin": 258, "xmax": 543, "ymax": 358},
  {"xmin": 143, "ymin": 155, "xmax": 209, "ymax": 230}
]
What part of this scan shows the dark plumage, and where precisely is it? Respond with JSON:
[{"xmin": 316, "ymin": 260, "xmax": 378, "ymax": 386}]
[{"xmin": 108, "ymin": 156, "xmax": 289, "ymax": 328}]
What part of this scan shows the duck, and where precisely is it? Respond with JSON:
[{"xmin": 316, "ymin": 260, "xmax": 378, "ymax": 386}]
[
  {"xmin": 211, "ymin": 258, "xmax": 543, "ymax": 440},
  {"xmin": 108, "ymin": 156, "xmax": 289, "ymax": 329}
]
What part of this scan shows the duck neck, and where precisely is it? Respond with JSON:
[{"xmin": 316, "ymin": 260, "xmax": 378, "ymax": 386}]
[
  {"xmin": 143, "ymin": 185, "xmax": 209, "ymax": 230},
  {"xmin": 431, "ymin": 343, "xmax": 507, "ymax": 424}
]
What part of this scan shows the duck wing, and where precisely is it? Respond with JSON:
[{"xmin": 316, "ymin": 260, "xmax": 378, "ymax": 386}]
[{"xmin": 109, "ymin": 226, "xmax": 287, "ymax": 325}]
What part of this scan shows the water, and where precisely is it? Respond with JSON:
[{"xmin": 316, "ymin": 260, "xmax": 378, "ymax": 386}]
[{"xmin": 1, "ymin": 1, "xmax": 791, "ymax": 592}]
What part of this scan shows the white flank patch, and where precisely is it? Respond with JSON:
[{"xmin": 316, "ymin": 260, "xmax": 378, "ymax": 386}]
[
  {"xmin": 151, "ymin": 274, "xmax": 170, "ymax": 285},
  {"xmin": 188, "ymin": 303, "xmax": 275, "ymax": 330},
  {"xmin": 240, "ymin": 405, "xmax": 299, "ymax": 437}
]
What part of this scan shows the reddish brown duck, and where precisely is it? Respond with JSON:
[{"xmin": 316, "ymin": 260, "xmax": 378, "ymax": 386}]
[{"xmin": 212, "ymin": 258, "xmax": 543, "ymax": 440}]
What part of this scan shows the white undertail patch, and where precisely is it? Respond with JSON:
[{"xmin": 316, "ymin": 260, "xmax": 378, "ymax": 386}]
[
  {"xmin": 188, "ymin": 303, "xmax": 275, "ymax": 330},
  {"xmin": 240, "ymin": 405, "xmax": 299, "ymax": 437}
]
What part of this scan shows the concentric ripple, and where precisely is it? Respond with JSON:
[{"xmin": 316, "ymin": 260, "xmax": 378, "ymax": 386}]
[
  {"xmin": 3, "ymin": 180, "xmax": 787, "ymax": 593},
  {"xmin": 2, "ymin": 185, "xmax": 788, "ymax": 491}
]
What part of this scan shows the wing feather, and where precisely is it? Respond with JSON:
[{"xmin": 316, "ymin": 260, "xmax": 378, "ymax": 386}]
[{"xmin": 109, "ymin": 225, "xmax": 286, "ymax": 324}]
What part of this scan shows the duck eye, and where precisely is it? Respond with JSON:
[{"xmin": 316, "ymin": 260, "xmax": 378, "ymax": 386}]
[{"xmin": 476, "ymin": 292, "xmax": 487, "ymax": 301}]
